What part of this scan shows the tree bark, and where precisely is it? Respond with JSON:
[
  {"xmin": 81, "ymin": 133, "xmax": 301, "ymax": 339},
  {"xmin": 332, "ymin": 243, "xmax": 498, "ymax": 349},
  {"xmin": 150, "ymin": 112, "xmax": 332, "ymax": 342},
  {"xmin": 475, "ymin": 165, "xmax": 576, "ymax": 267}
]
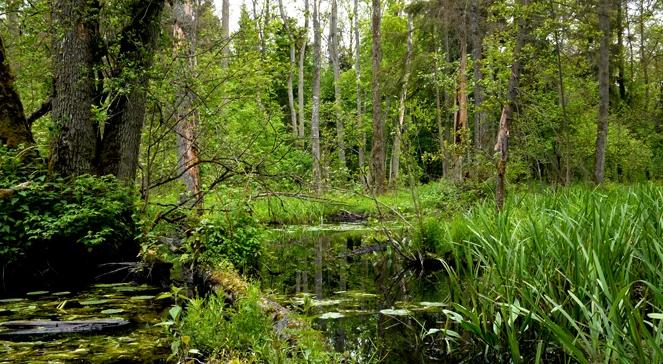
[
  {"xmin": 221, "ymin": 0, "xmax": 230, "ymax": 68},
  {"xmin": 0, "ymin": 34, "xmax": 33, "ymax": 148},
  {"xmin": 311, "ymin": 0, "xmax": 322, "ymax": 193},
  {"xmin": 550, "ymin": 0, "xmax": 570, "ymax": 185},
  {"xmin": 297, "ymin": 0, "xmax": 309, "ymax": 139},
  {"xmin": 389, "ymin": 14, "xmax": 413, "ymax": 189},
  {"xmin": 278, "ymin": 0, "xmax": 298, "ymax": 136},
  {"xmin": 470, "ymin": 0, "xmax": 486, "ymax": 151},
  {"xmin": 370, "ymin": 0, "xmax": 385, "ymax": 193},
  {"xmin": 49, "ymin": 0, "xmax": 98, "ymax": 176},
  {"xmin": 172, "ymin": 0, "xmax": 202, "ymax": 205},
  {"xmin": 495, "ymin": 0, "xmax": 528, "ymax": 212},
  {"xmin": 97, "ymin": 0, "xmax": 165, "ymax": 182},
  {"xmin": 453, "ymin": 23, "xmax": 469, "ymax": 182},
  {"xmin": 354, "ymin": 0, "xmax": 368, "ymax": 187},
  {"xmin": 330, "ymin": 0, "xmax": 346, "ymax": 169},
  {"xmin": 594, "ymin": 0, "xmax": 610, "ymax": 184}
]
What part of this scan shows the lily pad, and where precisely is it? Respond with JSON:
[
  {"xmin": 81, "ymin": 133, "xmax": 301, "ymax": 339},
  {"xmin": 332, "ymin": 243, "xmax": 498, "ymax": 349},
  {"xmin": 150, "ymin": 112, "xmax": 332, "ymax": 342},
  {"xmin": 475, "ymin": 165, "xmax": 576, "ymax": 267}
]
[
  {"xmin": 130, "ymin": 295, "xmax": 155, "ymax": 300},
  {"xmin": 53, "ymin": 291, "xmax": 72, "ymax": 296},
  {"xmin": 101, "ymin": 309, "xmax": 125, "ymax": 315},
  {"xmin": 94, "ymin": 283, "xmax": 131, "ymax": 288},
  {"xmin": 26, "ymin": 290, "xmax": 50, "ymax": 296},
  {"xmin": 79, "ymin": 299, "xmax": 110, "ymax": 306},
  {"xmin": 311, "ymin": 299, "xmax": 343, "ymax": 307},
  {"xmin": 0, "ymin": 298, "xmax": 25, "ymax": 303},
  {"xmin": 318, "ymin": 312, "xmax": 345, "ymax": 319},
  {"xmin": 379, "ymin": 308, "xmax": 412, "ymax": 316}
]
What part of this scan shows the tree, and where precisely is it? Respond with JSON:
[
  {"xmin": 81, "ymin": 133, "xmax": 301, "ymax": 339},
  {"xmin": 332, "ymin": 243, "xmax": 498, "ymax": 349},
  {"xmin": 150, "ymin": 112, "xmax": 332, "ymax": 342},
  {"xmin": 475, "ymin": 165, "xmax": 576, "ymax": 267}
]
[
  {"xmin": 172, "ymin": 0, "xmax": 202, "ymax": 206},
  {"xmin": 389, "ymin": 13, "xmax": 413, "ymax": 189},
  {"xmin": 298, "ymin": 0, "xmax": 309, "ymax": 139},
  {"xmin": 495, "ymin": 0, "xmax": 529, "ymax": 211},
  {"xmin": 330, "ymin": 0, "xmax": 346, "ymax": 169},
  {"xmin": 471, "ymin": 0, "xmax": 487, "ymax": 150},
  {"xmin": 221, "ymin": 0, "xmax": 230, "ymax": 68},
  {"xmin": 354, "ymin": 0, "xmax": 369, "ymax": 187},
  {"xmin": 594, "ymin": 0, "xmax": 610, "ymax": 184},
  {"xmin": 50, "ymin": 0, "xmax": 165, "ymax": 181},
  {"xmin": 278, "ymin": 0, "xmax": 299, "ymax": 136},
  {"xmin": 370, "ymin": 0, "xmax": 386, "ymax": 193},
  {"xmin": 48, "ymin": 0, "xmax": 98, "ymax": 176},
  {"xmin": 0, "ymin": 34, "xmax": 33, "ymax": 148},
  {"xmin": 311, "ymin": 0, "xmax": 322, "ymax": 193}
]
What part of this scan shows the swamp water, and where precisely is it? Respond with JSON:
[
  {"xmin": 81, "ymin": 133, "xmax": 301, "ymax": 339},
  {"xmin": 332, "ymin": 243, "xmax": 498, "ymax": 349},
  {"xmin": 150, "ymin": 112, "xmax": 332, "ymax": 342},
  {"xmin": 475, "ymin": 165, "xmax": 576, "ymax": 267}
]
[
  {"xmin": 0, "ymin": 283, "xmax": 170, "ymax": 363},
  {"xmin": 262, "ymin": 224, "xmax": 456, "ymax": 363}
]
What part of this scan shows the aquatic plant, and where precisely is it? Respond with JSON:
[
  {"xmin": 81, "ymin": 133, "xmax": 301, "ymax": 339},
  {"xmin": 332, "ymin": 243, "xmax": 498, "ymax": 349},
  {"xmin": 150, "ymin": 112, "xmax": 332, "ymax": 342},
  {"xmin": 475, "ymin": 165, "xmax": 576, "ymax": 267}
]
[{"xmin": 432, "ymin": 184, "xmax": 663, "ymax": 362}]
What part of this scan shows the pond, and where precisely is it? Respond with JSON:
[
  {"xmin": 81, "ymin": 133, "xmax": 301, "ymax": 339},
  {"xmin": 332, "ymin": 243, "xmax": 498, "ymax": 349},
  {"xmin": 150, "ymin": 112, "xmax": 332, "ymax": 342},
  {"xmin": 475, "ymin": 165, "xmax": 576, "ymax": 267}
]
[
  {"xmin": 0, "ymin": 283, "xmax": 170, "ymax": 363},
  {"xmin": 261, "ymin": 224, "xmax": 458, "ymax": 363}
]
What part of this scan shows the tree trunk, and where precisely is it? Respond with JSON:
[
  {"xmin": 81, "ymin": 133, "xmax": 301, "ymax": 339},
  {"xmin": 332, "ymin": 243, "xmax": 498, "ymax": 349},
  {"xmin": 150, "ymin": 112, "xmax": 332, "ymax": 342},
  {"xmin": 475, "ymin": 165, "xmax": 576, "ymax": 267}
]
[
  {"xmin": 389, "ymin": 15, "xmax": 413, "ymax": 189},
  {"xmin": 297, "ymin": 0, "xmax": 309, "ymax": 139},
  {"xmin": 616, "ymin": 0, "xmax": 626, "ymax": 100},
  {"xmin": 354, "ymin": 0, "xmax": 368, "ymax": 188},
  {"xmin": 278, "ymin": 0, "xmax": 298, "ymax": 136},
  {"xmin": 470, "ymin": 0, "xmax": 486, "ymax": 151},
  {"xmin": 594, "ymin": 0, "xmax": 610, "ymax": 184},
  {"xmin": 49, "ymin": 0, "xmax": 98, "ymax": 176},
  {"xmin": 639, "ymin": 0, "xmax": 649, "ymax": 115},
  {"xmin": 221, "ymin": 0, "xmax": 230, "ymax": 68},
  {"xmin": 550, "ymin": 0, "xmax": 570, "ymax": 185},
  {"xmin": 97, "ymin": 0, "xmax": 165, "ymax": 182},
  {"xmin": 453, "ymin": 27, "xmax": 469, "ymax": 182},
  {"xmin": 495, "ymin": 0, "xmax": 528, "ymax": 212},
  {"xmin": 370, "ymin": 0, "xmax": 385, "ymax": 194},
  {"xmin": 0, "ymin": 34, "xmax": 33, "ymax": 148},
  {"xmin": 330, "ymin": 0, "xmax": 346, "ymax": 169},
  {"xmin": 311, "ymin": 0, "xmax": 322, "ymax": 193},
  {"xmin": 172, "ymin": 0, "xmax": 202, "ymax": 205}
]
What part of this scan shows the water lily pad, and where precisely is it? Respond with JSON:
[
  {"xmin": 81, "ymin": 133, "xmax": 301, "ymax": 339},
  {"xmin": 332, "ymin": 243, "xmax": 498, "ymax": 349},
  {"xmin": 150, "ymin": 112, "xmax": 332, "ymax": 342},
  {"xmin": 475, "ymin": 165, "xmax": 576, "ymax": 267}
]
[
  {"xmin": 0, "ymin": 298, "xmax": 25, "ymax": 303},
  {"xmin": 379, "ymin": 308, "xmax": 412, "ymax": 316},
  {"xmin": 101, "ymin": 309, "xmax": 125, "ymax": 315},
  {"xmin": 343, "ymin": 291, "xmax": 378, "ymax": 299},
  {"xmin": 130, "ymin": 295, "xmax": 155, "ymax": 300},
  {"xmin": 311, "ymin": 299, "xmax": 343, "ymax": 307},
  {"xmin": 318, "ymin": 312, "xmax": 345, "ymax": 319},
  {"xmin": 94, "ymin": 283, "xmax": 131, "ymax": 288},
  {"xmin": 53, "ymin": 291, "xmax": 72, "ymax": 296},
  {"xmin": 79, "ymin": 299, "xmax": 110, "ymax": 305},
  {"xmin": 26, "ymin": 290, "xmax": 49, "ymax": 296}
]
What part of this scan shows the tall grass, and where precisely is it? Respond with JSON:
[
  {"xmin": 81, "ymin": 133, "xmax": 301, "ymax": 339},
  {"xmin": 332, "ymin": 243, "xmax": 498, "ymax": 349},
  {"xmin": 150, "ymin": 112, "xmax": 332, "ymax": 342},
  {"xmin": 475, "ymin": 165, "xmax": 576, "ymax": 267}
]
[{"xmin": 436, "ymin": 184, "xmax": 663, "ymax": 362}]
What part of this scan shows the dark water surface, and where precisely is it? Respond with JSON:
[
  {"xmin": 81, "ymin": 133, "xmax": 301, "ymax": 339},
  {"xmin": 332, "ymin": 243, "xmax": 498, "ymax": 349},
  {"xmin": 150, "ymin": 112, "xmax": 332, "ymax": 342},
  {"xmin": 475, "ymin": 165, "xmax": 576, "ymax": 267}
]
[
  {"xmin": 0, "ymin": 283, "xmax": 170, "ymax": 363},
  {"xmin": 262, "ymin": 224, "xmax": 455, "ymax": 363}
]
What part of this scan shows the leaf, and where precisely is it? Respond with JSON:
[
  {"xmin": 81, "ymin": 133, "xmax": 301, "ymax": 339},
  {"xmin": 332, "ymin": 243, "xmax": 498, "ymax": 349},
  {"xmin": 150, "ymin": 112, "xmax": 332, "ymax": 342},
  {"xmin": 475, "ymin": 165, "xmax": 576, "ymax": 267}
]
[
  {"xmin": 101, "ymin": 308, "xmax": 125, "ymax": 314},
  {"xmin": 379, "ymin": 308, "xmax": 412, "ymax": 316},
  {"xmin": 647, "ymin": 313, "xmax": 663, "ymax": 320},
  {"xmin": 169, "ymin": 305, "xmax": 182, "ymax": 321}
]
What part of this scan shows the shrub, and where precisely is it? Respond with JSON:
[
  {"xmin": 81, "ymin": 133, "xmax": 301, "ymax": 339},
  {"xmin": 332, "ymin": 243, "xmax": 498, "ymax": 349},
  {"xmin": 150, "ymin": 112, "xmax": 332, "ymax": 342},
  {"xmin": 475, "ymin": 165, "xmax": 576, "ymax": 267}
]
[{"xmin": 187, "ymin": 205, "xmax": 263, "ymax": 273}]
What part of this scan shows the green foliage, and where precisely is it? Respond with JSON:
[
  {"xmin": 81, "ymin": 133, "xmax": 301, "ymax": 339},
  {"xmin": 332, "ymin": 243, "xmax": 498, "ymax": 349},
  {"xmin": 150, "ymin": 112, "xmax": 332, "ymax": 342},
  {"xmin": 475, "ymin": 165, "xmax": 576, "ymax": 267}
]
[
  {"xmin": 186, "ymin": 206, "xmax": 263, "ymax": 272},
  {"xmin": 431, "ymin": 184, "xmax": 663, "ymax": 362},
  {"xmin": 0, "ymin": 169, "xmax": 137, "ymax": 265},
  {"xmin": 178, "ymin": 286, "xmax": 334, "ymax": 363}
]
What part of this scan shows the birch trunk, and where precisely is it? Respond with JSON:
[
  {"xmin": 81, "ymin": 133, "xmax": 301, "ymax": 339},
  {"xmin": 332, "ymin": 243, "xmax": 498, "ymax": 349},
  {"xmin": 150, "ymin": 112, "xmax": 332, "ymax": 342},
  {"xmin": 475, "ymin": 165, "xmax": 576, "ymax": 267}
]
[
  {"xmin": 278, "ymin": 0, "xmax": 298, "ymax": 136},
  {"xmin": 370, "ymin": 0, "xmax": 385, "ymax": 193},
  {"xmin": 311, "ymin": 0, "xmax": 322, "ymax": 193},
  {"xmin": 389, "ymin": 15, "xmax": 413, "ymax": 189},
  {"xmin": 330, "ymin": 0, "xmax": 346, "ymax": 168},
  {"xmin": 594, "ymin": 0, "xmax": 610, "ymax": 184}
]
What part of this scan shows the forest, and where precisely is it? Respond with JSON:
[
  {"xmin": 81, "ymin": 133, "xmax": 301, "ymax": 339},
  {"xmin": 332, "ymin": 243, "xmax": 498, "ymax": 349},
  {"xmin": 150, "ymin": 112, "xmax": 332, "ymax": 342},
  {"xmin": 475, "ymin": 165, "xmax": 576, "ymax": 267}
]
[{"xmin": 0, "ymin": 0, "xmax": 662, "ymax": 362}]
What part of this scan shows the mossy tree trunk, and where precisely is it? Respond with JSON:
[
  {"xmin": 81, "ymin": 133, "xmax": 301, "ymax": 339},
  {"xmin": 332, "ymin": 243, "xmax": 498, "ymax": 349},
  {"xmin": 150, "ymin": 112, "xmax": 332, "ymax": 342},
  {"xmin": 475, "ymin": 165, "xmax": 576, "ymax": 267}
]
[{"xmin": 0, "ymin": 35, "xmax": 33, "ymax": 148}]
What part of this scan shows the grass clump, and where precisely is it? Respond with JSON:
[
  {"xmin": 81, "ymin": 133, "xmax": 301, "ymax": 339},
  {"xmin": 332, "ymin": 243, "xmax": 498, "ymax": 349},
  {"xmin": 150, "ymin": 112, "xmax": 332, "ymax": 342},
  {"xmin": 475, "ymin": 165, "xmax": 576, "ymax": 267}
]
[
  {"xmin": 178, "ymin": 285, "xmax": 335, "ymax": 363},
  {"xmin": 433, "ymin": 184, "xmax": 663, "ymax": 362}
]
